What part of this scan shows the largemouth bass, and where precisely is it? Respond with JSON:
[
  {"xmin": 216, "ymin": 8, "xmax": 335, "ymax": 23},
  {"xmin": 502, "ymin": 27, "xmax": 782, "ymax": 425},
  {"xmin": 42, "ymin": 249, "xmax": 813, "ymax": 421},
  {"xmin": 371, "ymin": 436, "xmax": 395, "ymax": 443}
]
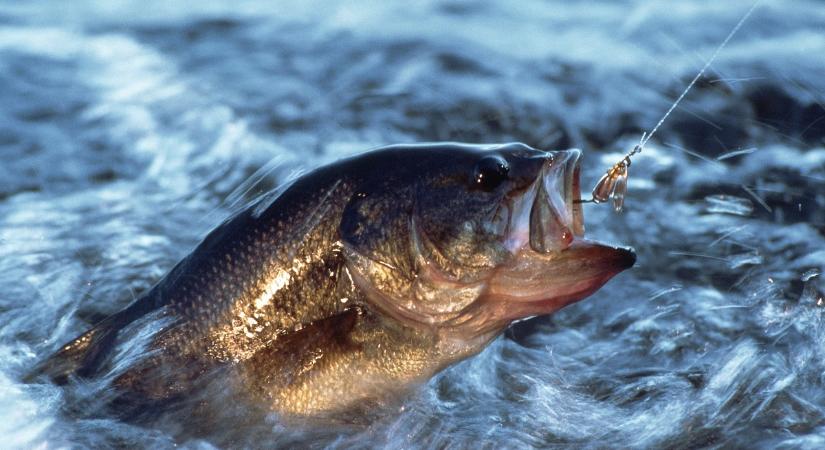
[{"xmin": 31, "ymin": 143, "xmax": 635, "ymax": 417}]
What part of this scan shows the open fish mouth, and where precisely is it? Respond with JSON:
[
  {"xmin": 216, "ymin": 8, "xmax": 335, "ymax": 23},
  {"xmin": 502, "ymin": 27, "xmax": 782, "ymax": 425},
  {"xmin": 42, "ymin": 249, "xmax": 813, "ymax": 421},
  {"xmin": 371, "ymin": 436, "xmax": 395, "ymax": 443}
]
[
  {"xmin": 503, "ymin": 149, "xmax": 584, "ymax": 254},
  {"xmin": 529, "ymin": 149, "xmax": 584, "ymax": 253},
  {"xmin": 490, "ymin": 148, "xmax": 635, "ymax": 321}
]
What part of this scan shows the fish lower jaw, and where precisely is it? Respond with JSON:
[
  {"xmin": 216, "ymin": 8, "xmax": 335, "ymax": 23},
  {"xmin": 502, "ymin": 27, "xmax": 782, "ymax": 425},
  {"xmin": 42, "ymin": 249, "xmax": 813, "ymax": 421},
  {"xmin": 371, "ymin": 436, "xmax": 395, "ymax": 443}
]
[
  {"xmin": 487, "ymin": 274, "xmax": 613, "ymax": 320},
  {"xmin": 482, "ymin": 240, "xmax": 636, "ymax": 322},
  {"xmin": 489, "ymin": 275, "xmax": 604, "ymax": 303}
]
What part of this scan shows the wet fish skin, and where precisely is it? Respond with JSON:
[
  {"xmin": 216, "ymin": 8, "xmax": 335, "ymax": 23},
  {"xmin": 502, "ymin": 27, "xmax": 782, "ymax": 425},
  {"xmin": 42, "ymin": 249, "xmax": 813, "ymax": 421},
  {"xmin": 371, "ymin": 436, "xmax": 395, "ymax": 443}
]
[{"xmin": 32, "ymin": 142, "xmax": 635, "ymax": 417}]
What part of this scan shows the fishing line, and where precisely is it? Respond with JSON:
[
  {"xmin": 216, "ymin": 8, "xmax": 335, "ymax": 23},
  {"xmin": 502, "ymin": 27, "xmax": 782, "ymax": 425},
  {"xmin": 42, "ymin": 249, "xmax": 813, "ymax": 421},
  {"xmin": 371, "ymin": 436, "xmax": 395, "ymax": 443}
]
[
  {"xmin": 639, "ymin": 0, "xmax": 762, "ymax": 149},
  {"xmin": 586, "ymin": 0, "xmax": 762, "ymax": 212}
]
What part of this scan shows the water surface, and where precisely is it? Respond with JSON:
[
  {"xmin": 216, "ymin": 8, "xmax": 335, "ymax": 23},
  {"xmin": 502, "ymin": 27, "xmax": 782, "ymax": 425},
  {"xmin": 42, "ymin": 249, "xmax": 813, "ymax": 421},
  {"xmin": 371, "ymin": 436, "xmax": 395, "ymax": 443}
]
[{"xmin": 1, "ymin": 0, "xmax": 825, "ymax": 448}]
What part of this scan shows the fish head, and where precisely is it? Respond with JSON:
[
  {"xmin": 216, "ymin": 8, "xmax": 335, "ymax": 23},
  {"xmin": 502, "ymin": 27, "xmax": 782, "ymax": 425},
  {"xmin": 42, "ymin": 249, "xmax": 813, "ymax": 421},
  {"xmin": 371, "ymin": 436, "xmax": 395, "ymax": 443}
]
[{"xmin": 339, "ymin": 143, "xmax": 635, "ymax": 343}]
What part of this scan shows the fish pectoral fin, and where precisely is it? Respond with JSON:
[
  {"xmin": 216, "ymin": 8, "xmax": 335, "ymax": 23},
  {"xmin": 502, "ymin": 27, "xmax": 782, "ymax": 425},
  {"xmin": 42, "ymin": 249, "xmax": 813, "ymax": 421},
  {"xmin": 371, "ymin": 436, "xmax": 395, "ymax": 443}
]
[
  {"xmin": 25, "ymin": 317, "xmax": 120, "ymax": 384},
  {"xmin": 242, "ymin": 308, "xmax": 361, "ymax": 388}
]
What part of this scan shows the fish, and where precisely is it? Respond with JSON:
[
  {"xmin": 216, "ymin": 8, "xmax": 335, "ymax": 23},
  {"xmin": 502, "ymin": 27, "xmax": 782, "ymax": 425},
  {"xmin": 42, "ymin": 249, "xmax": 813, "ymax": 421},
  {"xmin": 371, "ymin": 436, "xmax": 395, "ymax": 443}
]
[{"xmin": 28, "ymin": 142, "xmax": 635, "ymax": 418}]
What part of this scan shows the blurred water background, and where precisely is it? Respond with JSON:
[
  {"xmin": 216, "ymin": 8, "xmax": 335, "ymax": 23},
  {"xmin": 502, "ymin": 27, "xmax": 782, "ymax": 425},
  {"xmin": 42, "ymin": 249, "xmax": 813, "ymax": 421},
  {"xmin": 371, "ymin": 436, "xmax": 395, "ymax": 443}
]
[{"xmin": 1, "ymin": 0, "xmax": 825, "ymax": 448}]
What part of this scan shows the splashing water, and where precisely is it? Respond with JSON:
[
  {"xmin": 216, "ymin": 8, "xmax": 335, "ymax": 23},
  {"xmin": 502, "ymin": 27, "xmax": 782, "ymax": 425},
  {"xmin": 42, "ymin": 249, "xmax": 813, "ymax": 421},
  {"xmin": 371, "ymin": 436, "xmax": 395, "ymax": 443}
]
[{"xmin": 1, "ymin": 0, "xmax": 825, "ymax": 448}]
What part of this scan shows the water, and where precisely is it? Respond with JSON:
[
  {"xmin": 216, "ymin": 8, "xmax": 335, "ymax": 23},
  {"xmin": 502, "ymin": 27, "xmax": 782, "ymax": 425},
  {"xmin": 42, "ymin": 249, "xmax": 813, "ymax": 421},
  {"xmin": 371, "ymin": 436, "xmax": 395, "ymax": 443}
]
[{"xmin": 1, "ymin": 0, "xmax": 824, "ymax": 447}]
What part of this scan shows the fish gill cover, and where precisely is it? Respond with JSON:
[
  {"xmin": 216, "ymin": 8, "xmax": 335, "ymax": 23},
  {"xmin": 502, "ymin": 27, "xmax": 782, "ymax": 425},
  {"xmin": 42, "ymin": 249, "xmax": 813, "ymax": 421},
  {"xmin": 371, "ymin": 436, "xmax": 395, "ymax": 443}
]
[{"xmin": 0, "ymin": 0, "xmax": 824, "ymax": 448}]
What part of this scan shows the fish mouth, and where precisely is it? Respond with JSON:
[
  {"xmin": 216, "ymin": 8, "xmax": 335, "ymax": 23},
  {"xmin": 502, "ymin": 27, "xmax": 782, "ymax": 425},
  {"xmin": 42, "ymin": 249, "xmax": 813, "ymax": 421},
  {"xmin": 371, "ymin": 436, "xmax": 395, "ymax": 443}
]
[
  {"xmin": 504, "ymin": 149, "xmax": 584, "ymax": 254},
  {"xmin": 490, "ymin": 148, "xmax": 635, "ymax": 321},
  {"xmin": 530, "ymin": 148, "xmax": 584, "ymax": 252}
]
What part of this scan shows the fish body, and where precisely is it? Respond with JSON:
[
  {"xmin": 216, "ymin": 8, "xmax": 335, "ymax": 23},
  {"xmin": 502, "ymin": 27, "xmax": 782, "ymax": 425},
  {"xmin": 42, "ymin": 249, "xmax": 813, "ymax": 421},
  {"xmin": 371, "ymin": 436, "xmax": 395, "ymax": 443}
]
[{"xmin": 31, "ymin": 143, "xmax": 635, "ymax": 417}]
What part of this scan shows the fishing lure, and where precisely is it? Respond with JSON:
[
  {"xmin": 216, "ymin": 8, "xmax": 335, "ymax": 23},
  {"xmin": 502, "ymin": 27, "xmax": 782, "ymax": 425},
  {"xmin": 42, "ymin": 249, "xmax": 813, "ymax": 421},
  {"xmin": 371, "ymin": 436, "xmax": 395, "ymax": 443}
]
[
  {"xmin": 591, "ymin": 136, "xmax": 642, "ymax": 212},
  {"xmin": 584, "ymin": 0, "xmax": 760, "ymax": 213}
]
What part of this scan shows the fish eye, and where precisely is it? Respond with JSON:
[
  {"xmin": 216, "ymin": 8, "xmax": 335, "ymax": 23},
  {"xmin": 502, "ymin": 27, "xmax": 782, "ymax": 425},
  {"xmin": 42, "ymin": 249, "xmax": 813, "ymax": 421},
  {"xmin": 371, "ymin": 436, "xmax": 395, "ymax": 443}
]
[{"xmin": 472, "ymin": 155, "xmax": 509, "ymax": 191}]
